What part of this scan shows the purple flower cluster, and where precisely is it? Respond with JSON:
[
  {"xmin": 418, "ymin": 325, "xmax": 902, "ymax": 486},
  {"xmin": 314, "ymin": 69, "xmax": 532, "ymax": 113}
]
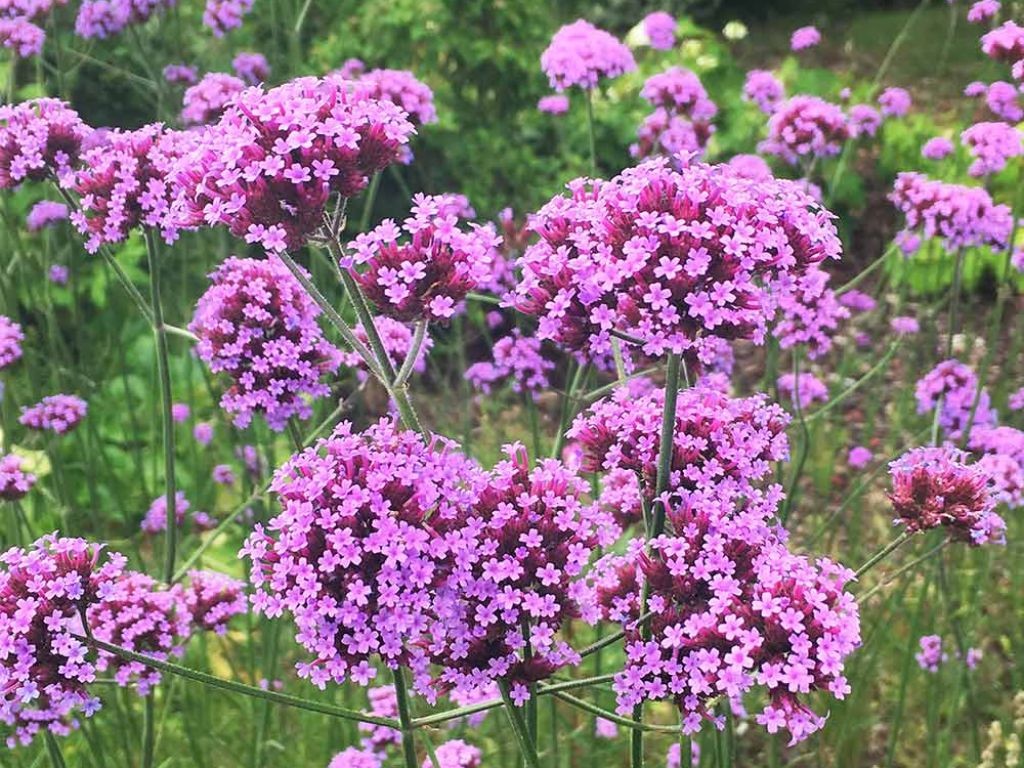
[
  {"xmin": 19, "ymin": 394, "xmax": 87, "ymax": 434},
  {"xmin": 26, "ymin": 199, "xmax": 67, "ymax": 231},
  {"xmin": 212, "ymin": 464, "xmax": 235, "ymax": 485},
  {"xmin": 838, "ymin": 289, "xmax": 876, "ymax": 313},
  {"xmin": 350, "ymin": 194, "xmax": 500, "ymax": 322},
  {"xmin": 790, "ymin": 25, "xmax": 821, "ymax": 51},
  {"xmin": 182, "ymin": 570, "xmax": 246, "ymax": 634},
  {"xmin": 633, "ymin": 68, "xmax": 717, "ymax": 162},
  {"xmin": 163, "ymin": 63, "xmax": 198, "ymax": 86},
  {"xmin": 889, "ymin": 445, "xmax": 1004, "ymax": 545},
  {"xmin": 982, "ymin": 81, "xmax": 1023, "ymax": 121},
  {"xmin": 0, "ymin": 99, "xmax": 92, "ymax": 188},
  {"xmin": 329, "ymin": 748, "xmax": 381, "ymax": 768},
  {"xmin": 889, "ymin": 172, "xmax": 1013, "ymax": 253},
  {"xmin": 848, "ymin": 446, "xmax": 873, "ymax": 469},
  {"xmin": 981, "ymin": 21, "xmax": 1024, "ymax": 75},
  {"xmin": 848, "ymin": 104, "xmax": 882, "ymax": 138},
  {"xmin": 173, "ymin": 76, "xmax": 414, "ymax": 253},
  {"xmin": 189, "ymin": 256, "xmax": 341, "ymax": 430},
  {"xmin": 202, "ymin": 0, "xmax": 252, "ymax": 36},
  {"xmin": 140, "ymin": 491, "xmax": 190, "ymax": 534},
  {"xmin": 641, "ymin": 68, "xmax": 718, "ymax": 122},
  {"xmin": 511, "ymin": 158, "xmax": 842, "ymax": 362},
  {"xmin": 921, "ymin": 136, "xmax": 955, "ymax": 160},
  {"xmin": 181, "ymin": 73, "xmax": 245, "ymax": 125},
  {"xmin": 915, "ymin": 359, "xmax": 996, "ymax": 438},
  {"xmin": 540, "ymin": 20, "xmax": 636, "ymax": 92},
  {"xmin": 969, "ymin": 426, "xmax": 1024, "ymax": 508},
  {"xmin": 0, "ymin": 454, "xmax": 35, "ymax": 500},
  {"xmin": 466, "ymin": 330, "xmax": 554, "ymax": 399},
  {"xmin": 878, "ymin": 87, "xmax": 911, "ymax": 117},
  {"xmin": 358, "ymin": 684, "xmax": 400, "ymax": 752},
  {"xmin": 537, "ymin": 94, "xmax": 570, "ymax": 115},
  {"xmin": 630, "ymin": 109, "xmax": 713, "ymax": 162},
  {"xmin": 75, "ymin": 0, "xmax": 174, "ymax": 39},
  {"xmin": 358, "ymin": 69, "xmax": 437, "ymax": 127},
  {"xmin": 960, "ymin": 121, "xmax": 1022, "ymax": 177},
  {"xmin": 916, "ymin": 635, "xmax": 946, "ymax": 671},
  {"xmin": 338, "ymin": 316, "xmax": 433, "ymax": 381},
  {"xmin": 773, "ymin": 267, "xmax": 849, "ymax": 358},
  {"xmin": 759, "ymin": 96, "xmax": 850, "ymax": 165},
  {"xmin": 968, "ymin": 0, "xmax": 1001, "ymax": 22},
  {"xmin": 0, "ymin": 17, "xmax": 43, "ymax": 57},
  {"xmin": 742, "ymin": 70, "xmax": 785, "ymax": 114},
  {"xmin": 642, "ymin": 11, "xmax": 676, "ymax": 50},
  {"xmin": 0, "ymin": 315, "xmax": 23, "ymax": 369},
  {"xmin": 232, "ymin": 52, "xmax": 269, "ymax": 85},
  {"xmin": 427, "ymin": 740, "xmax": 482, "ymax": 768},
  {"xmin": 778, "ymin": 371, "xmax": 829, "ymax": 410}
]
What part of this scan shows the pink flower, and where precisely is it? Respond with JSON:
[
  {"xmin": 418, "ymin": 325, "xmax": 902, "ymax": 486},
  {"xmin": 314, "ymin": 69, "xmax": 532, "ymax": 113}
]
[
  {"xmin": 0, "ymin": 315, "xmax": 23, "ymax": 369},
  {"xmin": 181, "ymin": 73, "xmax": 245, "ymax": 125},
  {"xmin": 541, "ymin": 20, "xmax": 636, "ymax": 92},
  {"xmin": 140, "ymin": 491, "xmax": 190, "ymax": 534},
  {"xmin": 968, "ymin": 0, "xmax": 1000, "ymax": 22},
  {"xmin": 537, "ymin": 94, "xmax": 570, "ymax": 115},
  {"xmin": 916, "ymin": 634, "xmax": 946, "ymax": 672},
  {"xmin": 0, "ymin": 99, "xmax": 92, "ymax": 188},
  {"xmin": 961, "ymin": 121, "xmax": 1022, "ymax": 177},
  {"xmin": 878, "ymin": 87, "xmax": 911, "ymax": 117},
  {"xmin": 182, "ymin": 570, "xmax": 246, "ymax": 634},
  {"xmin": 466, "ymin": 330, "xmax": 554, "ymax": 399},
  {"xmin": 203, "ymin": 0, "xmax": 253, "ymax": 36},
  {"xmin": 921, "ymin": 136, "xmax": 954, "ymax": 160},
  {"xmin": 848, "ymin": 446, "xmax": 873, "ymax": 469},
  {"xmin": 232, "ymin": 52, "xmax": 269, "ymax": 85},
  {"xmin": 26, "ymin": 200, "xmax": 68, "ymax": 231},
  {"xmin": 743, "ymin": 70, "xmax": 784, "ymax": 114},
  {"xmin": 790, "ymin": 25, "xmax": 821, "ymax": 51},
  {"xmin": 760, "ymin": 96, "xmax": 849, "ymax": 165},
  {"xmin": 20, "ymin": 394, "xmax": 87, "ymax": 434},
  {"xmin": 642, "ymin": 11, "xmax": 676, "ymax": 50},
  {"xmin": 0, "ymin": 454, "xmax": 35, "ymax": 500}
]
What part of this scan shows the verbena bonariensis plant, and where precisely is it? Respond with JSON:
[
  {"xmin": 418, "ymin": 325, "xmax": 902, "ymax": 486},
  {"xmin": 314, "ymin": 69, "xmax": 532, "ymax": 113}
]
[{"xmin": 0, "ymin": 4, "xmax": 1021, "ymax": 768}]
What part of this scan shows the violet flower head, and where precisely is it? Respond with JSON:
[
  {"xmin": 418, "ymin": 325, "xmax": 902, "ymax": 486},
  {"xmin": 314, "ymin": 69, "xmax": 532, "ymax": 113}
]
[
  {"xmin": 838, "ymin": 289, "xmax": 876, "ymax": 313},
  {"xmin": 742, "ymin": 69, "xmax": 785, "ymax": 114},
  {"xmin": 630, "ymin": 108, "xmax": 713, "ymax": 162},
  {"xmin": 726, "ymin": 153, "xmax": 772, "ymax": 180},
  {"xmin": 339, "ymin": 316, "xmax": 433, "ymax": 381},
  {"xmin": 848, "ymin": 104, "xmax": 882, "ymax": 138},
  {"xmin": 189, "ymin": 256, "xmax": 341, "ymax": 431},
  {"xmin": 182, "ymin": 570, "xmax": 246, "ymax": 634},
  {"xmin": 193, "ymin": 421, "xmax": 213, "ymax": 445},
  {"xmin": 140, "ymin": 491, "xmax": 190, "ymax": 534},
  {"xmin": 878, "ymin": 87, "xmax": 911, "ymax": 117},
  {"xmin": 760, "ymin": 96, "xmax": 849, "ymax": 165},
  {"xmin": 641, "ymin": 67, "xmax": 717, "ymax": 122},
  {"xmin": 232, "ymin": 52, "xmax": 269, "ymax": 85},
  {"xmin": 163, "ymin": 63, "xmax": 198, "ymax": 86},
  {"xmin": 961, "ymin": 121, "xmax": 1022, "ymax": 177},
  {"xmin": 888, "ymin": 445, "xmax": 1005, "ymax": 545},
  {"xmin": 984, "ymin": 81, "xmax": 1023, "ymax": 121},
  {"xmin": 337, "ymin": 58, "xmax": 365, "ymax": 79},
  {"xmin": 47, "ymin": 265, "xmax": 67, "ymax": 288},
  {"xmin": 0, "ymin": 17, "xmax": 43, "ymax": 58},
  {"xmin": 0, "ymin": 453, "xmax": 35, "ymax": 500},
  {"xmin": 540, "ymin": 20, "xmax": 636, "ymax": 92},
  {"xmin": 358, "ymin": 685, "xmax": 399, "ymax": 751},
  {"xmin": 921, "ymin": 136, "xmax": 954, "ymax": 160},
  {"xmin": 172, "ymin": 76, "xmax": 415, "ymax": 253},
  {"xmin": 916, "ymin": 635, "xmax": 946, "ymax": 672},
  {"xmin": 203, "ymin": 0, "xmax": 253, "ymax": 36},
  {"xmin": 642, "ymin": 11, "xmax": 676, "ymax": 50},
  {"xmin": 329, "ymin": 749, "xmax": 381, "ymax": 768},
  {"xmin": 466, "ymin": 329, "xmax": 554, "ymax": 399},
  {"xmin": 75, "ymin": 0, "xmax": 175, "ymax": 39},
  {"xmin": 358, "ymin": 68, "xmax": 436, "ymax": 126},
  {"xmin": 0, "ymin": 99, "xmax": 91, "ymax": 188},
  {"xmin": 981, "ymin": 21, "xmax": 1024, "ymax": 70},
  {"xmin": 790, "ymin": 25, "xmax": 821, "ymax": 51},
  {"xmin": 212, "ymin": 464, "xmax": 235, "ymax": 485},
  {"xmin": 241, "ymin": 419, "xmax": 486, "ymax": 692},
  {"xmin": 0, "ymin": 315, "xmax": 23, "ymax": 369},
  {"xmin": 777, "ymin": 371, "xmax": 828, "ymax": 409},
  {"xmin": 20, "ymin": 394, "xmax": 87, "ymax": 434},
  {"xmin": 424, "ymin": 740, "xmax": 481, "ymax": 768},
  {"xmin": 773, "ymin": 266, "xmax": 849, "ymax": 358},
  {"xmin": 890, "ymin": 315, "xmax": 919, "ymax": 334},
  {"xmin": 915, "ymin": 359, "xmax": 997, "ymax": 439},
  {"xmin": 1009, "ymin": 386, "xmax": 1024, "ymax": 411},
  {"xmin": 351, "ymin": 194, "xmax": 500, "ymax": 322},
  {"xmin": 26, "ymin": 199, "xmax": 67, "ymax": 231},
  {"xmin": 968, "ymin": 0, "xmax": 1000, "ymax": 22},
  {"xmin": 969, "ymin": 425, "xmax": 1024, "ymax": 508},
  {"xmin": 667, "ymin": 742, "xmax": 701, "ymax": 768},
  {"xmin": 848, "ymin": 446, "xmax": 873, "ymax": 470},
  {"xmin": 537, "ymin": 94, "xmax": 569, "ymax": 115},
  {"xmin": 0, "ymin": 534, "xmax": 128, "ymax": 746},
  {"xmin": 181, "ymin": 72, "xmax": 245, "ymax": 125},
  {"xmin": 512, "ymin": 157, "xmax": 842, "ymax": 362},
  {"xmin": 171, "ymin": 403, "xmax": 189, "ymax": 422}
]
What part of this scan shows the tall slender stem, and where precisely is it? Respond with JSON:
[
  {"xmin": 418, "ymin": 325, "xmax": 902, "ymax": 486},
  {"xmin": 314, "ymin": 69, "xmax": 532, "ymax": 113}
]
[
  {"xmin": 498, "ymin": 682, "xmax": 541, "ymax": 768},
  {"xmin": 392, "ymin": 668, "xmax": 420, "ymax": 768},
  {"xmin": 946, "ymin": 248, "xmax": 965, "ymax": 358},
  {"xmin": 141, "ymin": 695, "xmax": 156, "ymax": 768},
  {"xmin": 584, "ymin": 89, "xmax": 597, "ymax": 176},
  {"xmin": 781, "ymin": 351, "xmax": 810, "ymax": 526},
  {"xmin": 44, "ymin": 731, "xmax": 68, "ymax": 768},
  {"xmin": 359, "ymin": 172, "xmax": 382, "ymax": 232},
  {"xmin": 650, "ymin": 353, "xmax": 681, "ymax": 538},
  {"xmin": 854, "ymin": 531, "xmax": 913, "ymax": 579}
]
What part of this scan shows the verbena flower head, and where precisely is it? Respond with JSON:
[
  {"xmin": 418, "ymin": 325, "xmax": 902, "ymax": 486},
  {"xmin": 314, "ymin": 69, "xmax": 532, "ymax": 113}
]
[
  {"xmin": 329, "ymin": 749, "xmax": 381, "ymax": 768},
  {"xmin": 338, "ymin": 316, "xmax": 433, "ymax": 382},
  {"xmin": 848, "ymin": 104, "xmax": 882, "ymax": 138},
  {"xmin": 140, "ymin": 491, "xmax": 190, "ymax": 534},
  {"xmin": 190, "ymin": 256, "xmax": 341, "ymax": 430},
  {"xmin": 351, "ymin": 195, "xmax": 500, "ymax": 322},
  {"xmin": 358, "ymin": 68, "xmax": 437, "ymax": 127},
  {"xmin": 538, "ymin": 94, "xmax": 569, "ymax": 115},
  {"xmin": 642, "ymin": 11, "xmax": 676, "ymax": 50},
  {"xmin": 203, "ymin": 0, "xmax": 252, "ymax": 36},
  {"xmin": 592, "ymin": 500, "xmax": 860, "ymax": 744},
  {"xmin": 0, "ymin": 454, "xmax": 35, "ymax": 500},
  {"xmin": 20, "ymin": 394, "xmax": 87, "ymax": 434},
  {"xmin": 67, "ymin": 123, "xmax": 201, "ymax": 251},
  {"xmin": 640, "ymin": 68, "xmax": 717, "ymax": 122},
  {"xmin": 838, "ymin": 289, "xmax": 875, "ymax": 312},
  {"xmin": 425, "ymin": 740, "xmax": 481, "ymax": 768},
  {"xmin": 759, "ymin": 96, "xmax": 849, "ymax": 165},
  {"xmin": 969, "ymin": 426, "xmax": 1024, "ymax": 508},
  {"xmin": 984, "ymin": 81, "xmax": 1023, "ymax": 122},
  {"xmin": 742, "ymin": 70, "xmax": 785, "ymax": 114},
  {"xmin": 922, "ymin": 136, "xmax": 955, "ymax": 160},
  {"xmin": 961, "ymin": 121, "xmax": 1022, "ymax": 177},
  {"xmin": 212, "ymin": 464, "xmax": 235, "ymax": 485},
  {"xmin": 726, "ymin": 153, "xmax": 772, "ymax": 180},
  {"xmin": 0, "ymin": 315, "xmax": 23, "ymax": 369},
  {"xmin": 181, "ymin": 72, "xmax": 245, "ymax": 125},
  {"xmin": 890, "ymin": 315, "xmax": 919, "ymax": 334},
  {"xmin": 232, "ymin": 52, "xmax": 269, "ymax": 85},
  {"xmin": 915, "ymin": 359, "xmax": 997, "ymax": 439},
  {"xmin": 0, "ymin": 99, "xmax": 91, "ymax": 188},
  {"xmin": 511, "ymin": 157, "xmax": 842, "ymax": 362},
  {"xmin": 466, "ymin": 330, "xmax": 554, "ymax": 399},
  {"xmin": 0, "ymin": 534, "xmax": 128, "ymax": 746},
  {"xmin": 241, "ymin": 419, "xmax": 485, "ymax": 691},
  {"xmin": 790, "ymin": 25, "xmax": 821, "ymax": 51},
  {"xmin": 89, "ymin": 571, "xmax": 191, "ymax": 694},
  {"xmin": 173, "ymin": 76, "xmax": 415, "ymax": 253},
  {"xmin": 193, "ymin": 421, "xmax": 213, "ymax": 445},
  {"xmin": 26, "ymin": 199, "xmax": 67, "ymax": 231},
  {"xmin": 969, "ymin": 0, "xmax": 1001, "ymax": 22},
  {"xmin": 773, "ymin": 267, "xmax": 849, "ymax": 358},
  {"xmin": 163, "ymin": 63, "xmax": 198, "ymax": 86},
  {"xmin": 540, "ymin": 20, "xmax": 636, "ymax": 92},
  {"xmin": 878, "ymin": 87, "xmax": 911, "ymax": 117},
  {"xmin": 667, "ymin": 741, "xmax": 700, "ymax": 768},
  {"xmin": 182, "ymin": 570, "xmax": 246, "ymax": 634},
  {"xmin": 75, "ymin": 0, "xmax": 174, "ymax": 39},
  {"xmin": 0, "ymin": 17, "xmax": 43, "ymax": 57},
  {"xmin": 630, "ymin": 108, "xmax": 713, "ymax": 162},
  {"xmin": 171, "ymin": 403, "xmax": 189, "ymax": 422},
  {"xmin": 889, "ymin": 172, "xmax": 1013, "ymax": 253},
  {"xmin": 778, "ymin": 372, "xmax": 828, "ymax": 410},
  {"xmin": 848, "ymin": 446, "xmax": 872, "ymax": 470},
  {"xmin": 888, "ymin": 445, "xmax": 1004, "ymax": 545},
  {"xmin": 981, "ymin": 21, "xmax": 1024, "ymax": 71},
  {"xmin": 916, "ymin": 635, "xmax": 946, "ymax": 672},
  {"xmin": 358, "ymin": 684, "xmax": 399, "ymax": 751}
]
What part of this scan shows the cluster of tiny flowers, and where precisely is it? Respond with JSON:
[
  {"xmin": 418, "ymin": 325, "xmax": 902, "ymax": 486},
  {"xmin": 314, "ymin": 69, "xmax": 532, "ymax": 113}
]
[
  {"xmin": 338, "ymin": 317, "xmax": 433, "ymax": 384},
  {"xmin": 182, "ymin": 570, "xmax": 246, "ymax": 634},
  {"xmin": 350, "ymin": 195, "xmax": 500, "ymax": 322},
  {"xmin": 511, "ymin": 157, "xmax": 842, "ymax": 362},
  {"xmin": 26, "ymin": 199, "xmax": 67, "ymax": 231},
  {"xmin": 140, "ymin": 491, "xmax": 190, "ymax": 534},
  {"xmin": 66, "ymin": 124, "xmax": 201, "ymax": 252},
  {"xmin": 667, "ymin": 741, "xmax": 701, "ymax": 768},
  {"xmin": 982, "ymin": 81, "xmax": 1023, "ymax": 121},
  {"xmin": 968, "ymin": 0, "xmax": 1001, "ymax": 22},
  {"xmin": 202, "ymin": 0, "xmax": 252, "ymax": 36},
  {"xmin": 922, "ymin": 136, "xmax": 955, "ymax": 160},
  {"xmin": 878, "ymin": 87, "xmax": 912, "ymax": 117},
  {"xmin": 426, "ymin": 740, "xmax": 482, "ymax": 768},
  {"xmin": 915, "ymin": 359, "xmax": 997, "ymax": 438},
  {"xmin": 19, "ymin": 394, "xmax": 87, "ymax": 434},
  {"xmin": 838, "ymin": 289, "xmax": 876, "ymax": 313},
  {"xmin": 0, "ymin": 17, "xmax": 42, "ymax": 57},
  {"xmin": 189, "ymin": 256, "xmax": 341, "ymax": 431},
  {"xmin": 773, "ymin": 267, "xmax": 849, "ymax": 358},
  {"xmin": 47, "ymin": 261, "xmax": 66, "ymax": 280},
  {"xmin": 357, "ymin": 685, "xmax": 400, "ymax": 752},
  {"xmin": 466, "ymin": 330, "xmax": 554, "ymax": 399},
  {"xmin": 171, "ymin": 403, "xmax": 189, "ymax": 422},
  {"xmin": 591, "ymin": 500, "xmax": 860, "ymax": 744},
  {"xmin": 173, "ymin": 76, "xmax": 415, "ymax": 253},
  {"xmin": 889, "ymin": 172, "xmax": 1013, "ymax": 253},
  {"xmin": 790, "ymin": 25, "xmax": 821, "ymax": 51},
  {"xmin": 0, "ymin": 99, "xmax": 92, "ymax": 188},
  {"xmin": 240, "ymin": 419, "xmax": 486, "ymax": 691},
  {"xmin": 232, "ymin": 52, "xmax": 269, "ymax": 85},
  {"xmin": 961, "ymin": 121, "xmax": 1022, "ymax": 177},
  {"xmin": 537, "ymin": 94, "xmax": 570, "ymax": 115},
  {"xmin": 0, "ymin": 454, "xmax": 35, "ymax": 500},
  {"xmin": 212, "ymin": 464, "xmax": 234, "ymax": 485},
  {"xmin": 193, "ymin": 421, "xmax": 213, "ymax": 445},
  {"xmin": 726, "ymin": 153, "xmax": 772, "ymax": 180},
  {"xmin": 568, "ymin": 385, "xmax": 789, "ymax": 505},
  {"xmin": 0, "ymin": 535, "xmax": 128, "ymax": 746},
  {"xmin": 0, "ymin": 315, "xmax": 23, "ymax": 369},
  {"xmin": 642, "ymin": 11, "xmax": 676, "ymax": 50},
  {"xmin": 760, "ymin": 96, "xmax": 850, "ymax": 165},
  {"xmin": 848, "ymin": 446, "xmax": 873, "ymax": 470},
  {"xmin": 969, "ymin": 426, "xmax": 1024, "ymax": 508},
  {"xmin": 630, "ymin": 109, "xmax": 712, "ymax": 161},
  {"xmin": 163, "ymin": 63, "xmax": 198, "ymax": 86},
  {"xmin": 916, "ymin": 635, "xmax": 947, "ymax": 672},
  {"xmin": 742, "ymin": 69, "xmax": 785, "ymax": 113},
  {"xmin": 981, "ymin": 21, "xmax": 1024, "ymax": 75},
  {"xmin": 540, "ymin": 20, "xmax": 636, "ymax": 92},
  {"xmin": 74, "ymin": 0, "xmax": 174, "ymax": 39},
  {"xmin": 181, "ymin": 73, "xmax": 245, "ymax": 125},
  {"xmin": 1009, "ymin": 387, "xmax": 1024, "ymax": 410},
  {"xmin": 641, "ymin": 68, "xmax": 718, "ymax": 123},
  {"xmin": 328, "ymin": 748, "xmax": 381, "ymax": 768},
  {"xmin": 357, "ymin": 69, "xmax": 437, "ymax": 127},
  {"xmin": 778, "ymin": 371, "xmax": 829, "ymax": 409},
  {"xmin": 848, "ymin": 104, "xmax": 882, "ymax": 138},
  {"xmin": 888, "ymin": 445, "xmax": 1005, "ymax": 545},
  {"xmin": 88, "ymin": 571, "xmax": 191, "ymax": 695},
  {"xmin": 891, "ymin": 315, "xmax": 920, "ymax": 334}
]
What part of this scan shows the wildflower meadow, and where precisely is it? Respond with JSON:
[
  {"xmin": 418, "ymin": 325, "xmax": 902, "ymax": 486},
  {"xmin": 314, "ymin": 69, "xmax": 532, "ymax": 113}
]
[{"xmin": 0, "ymin": 0, "xmax": 1021, "ymax": 766}]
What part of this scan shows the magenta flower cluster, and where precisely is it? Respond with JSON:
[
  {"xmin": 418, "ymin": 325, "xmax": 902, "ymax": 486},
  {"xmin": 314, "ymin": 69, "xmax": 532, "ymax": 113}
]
[
  {"xmin": 202, "ymin": 0, "xmax": 253, "ymax": 36},
  {"xmin": 182, "ymin": 570, "xmax": 246, "ymax": 635},
  {"xmin": 75, "ymin": 0, "xmax": 175, "ymax": 39},
  {"xmin": 163, "ymin": 63, "xmax": 198, "ymax": 86},
  {"xmin": 0, "ymin": 99, "xmax": 92, "ymax": 189},
  {"xmin": 232, "ymin": 52, "xmax": 269, "ymax": 85},
  {"xmin": 19, "ymin": 394, "xmax": 87, "ymax": 434},
  {"xmin": 878, "ymin": 87, "xmax": 912, "ymax": 117},
  {"xmin": 922, "ymin": 136, "xmax": 955, "ymax": 160},
  {"xmin": 633, "ymin": 68, "xmax": 717, "ymax": 161},
  {"xmin": 759, "ymin": 96, "xmax": 850, "ymax": 165},
  {"xmin": 778, "ymin": 372, "xmax": 829, "ymax": 409},
  {"xmin": 537, "ymin": 94, "xmax": 570, "ymax": 115},
  {"xmin": 357, "ymin": 69, "xmax": 437, "ymax": 127},
  {"xmin": 338, "ymin": 317, "xmax": 433, "ymax": 381},
  {"xmin": 26, "ymin": 199, "xmax": 67, "ymax": 231},
  {"xmin": 642, "ymin": 11, "xmax": 676, "ymax": 50},
  {"xmin": 0, "ymin": 454, "xmax": 35, "ymax": 501},
  {"xmin": 0, "ymin": 315, "xmax": 23, "ymax": 369},
  {"xmin": 540, "ymin": 20, "xmax": 636, "ymax": 92},
  {"xmin": 189, "ymin": 256, "xmax": 341, "ymax": 430},
  {"xmin": 790, "ymin": 25, "xmax": 821, "ymax": 51},
  {"xmin": 140, "ymin": 491, "xmax": 190, "ymax": 534},
  {"xmin": 773, "ymin": 267, "xmax": 849, "ymax": 358},
  {"xmin": 743, "ymin": 70, "xmax": 785, "ymax": 114},
  {"xmin": 968, "ymin": 0, "xmax": 1001, "ymax": 23},
  {"xmin": 914, "ymin": 359, "xmax": 996, "ymax": 439},
  {"xmin": 466, "ymin": 330, "xmax": 554, "ymax": 399},
  {"xmin": 0, "ymin": 18, "xmax": 43, "ymax": 57},
  {"xmin": 181, "ymin": 73, "xmax": 245, "ymax": 125},
  {"xmin": 969, "ymin": 426, "xmax": 1024, "ymax": 509},
  {"xmin": 960, "ymin": 121, "xmax": 1022, "ymax": 177}
]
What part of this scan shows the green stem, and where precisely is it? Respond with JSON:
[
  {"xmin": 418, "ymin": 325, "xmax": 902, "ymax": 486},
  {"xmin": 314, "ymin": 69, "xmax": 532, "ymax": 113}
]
[
  {"xmin": 551, "ymin": 362, "xmax": 588, "ymax": 458},
  {"xmin": 584, "ymin": 89, "xmax": 597, "ymax": 176},
  {"xmin": 498, "ymin": 682, "xmax": 541, "ymax": 768},
  {"xmin": 780, "ymin": 351, "xmax": 809, "ymax": 526},
  {"xmin": 946, "ymin": 248, "xmax": 965, "ymax": 358},
  {"xmin": 392, "ymin": 668, "xmax": 419, "ymax": 768},
  {"xmin": 854, "ymin": 531, "xmax": 913, "ymax": 579},
  {"xmin": 141, "ymin": 695, "xmax": 156, "ymax": 768},
  {"xmin": 359, "ymin": 172, "xmax": 382, "ymax": 233},
  {"xmin": 650, "ymin": 353, "xmax": 681, "ymax": 538},
  {"xmin": 44, "ymin": 731, "xmax": 68, "ymax": 768}
]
